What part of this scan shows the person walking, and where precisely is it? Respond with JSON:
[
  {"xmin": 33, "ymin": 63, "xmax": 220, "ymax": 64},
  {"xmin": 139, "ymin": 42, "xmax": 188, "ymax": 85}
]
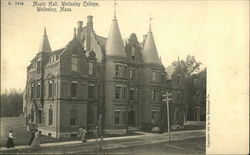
[
  {"xmin": 79, "ymin": 128, "xmax": 87, "ymax": 142},
  {"xmin": 6, "ymin": 130, "xmax": 15, "ymax": 148},
  {"xmin": 30, "ymin": 129, "xmax": 40, "ymax": 147},
  {"xmin": 28, "ymin": 129, "xmax": 35, "ymax": 146}
]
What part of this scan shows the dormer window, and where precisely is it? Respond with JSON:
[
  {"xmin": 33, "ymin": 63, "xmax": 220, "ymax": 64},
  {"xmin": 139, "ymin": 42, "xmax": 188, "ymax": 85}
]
[
  {"xmin": 71, "ymin": 57, "xmax": 78, "ymax": 71},
  {"xmin": 89, "ymin": 62, "xmax": 93, "ymax": 75},
  {"xmin": 131, "ymin": 47, "xmax": 135, "ymax": 60},
  {"xmin": 177, "ymin": 74, "xmax": 181, "ymax": 85},
  {"xmin": 50, "ymin": 56, "xmax": 56, "ymax": 63},
  {"xmin": 177, "ymin": 92, "xmax": 180, "ymax": 104}
]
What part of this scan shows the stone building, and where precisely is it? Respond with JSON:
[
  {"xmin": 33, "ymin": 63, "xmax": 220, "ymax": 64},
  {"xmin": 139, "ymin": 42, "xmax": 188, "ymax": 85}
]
[{"xmin": 24, "ymin": 14, "xmax": 185, "ymax": 138}]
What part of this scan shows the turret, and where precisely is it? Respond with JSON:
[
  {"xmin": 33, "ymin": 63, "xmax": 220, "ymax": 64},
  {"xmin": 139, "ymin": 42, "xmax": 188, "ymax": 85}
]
[
  {"xmin": 142, "ymin": 19, "xmax": 161, "ymax": 65},
  {"xmin": 38, "ymin": 27, "xmax": 52, "ymax": 53},
  {"xmin": 105, "ymin": 11, "xmax": 126, "ymax": 57}
]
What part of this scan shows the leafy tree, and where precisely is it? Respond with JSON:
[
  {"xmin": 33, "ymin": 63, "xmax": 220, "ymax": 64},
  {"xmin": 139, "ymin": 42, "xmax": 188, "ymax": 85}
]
[
  {"xmin": 194, "ymin": 68, "xmax": 207, "ymax": 121},
  {"xmin": 172, "ymin": 55, "xmax": 206, "ymax": 121},
  {"xmin": 0, "ymin": 89, "xmax": 23, "ymax": 117}
]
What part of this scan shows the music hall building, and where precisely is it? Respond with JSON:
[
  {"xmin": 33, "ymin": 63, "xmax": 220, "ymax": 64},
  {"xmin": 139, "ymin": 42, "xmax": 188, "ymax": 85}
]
[{"xmin": 24, "ymin": 14, "xmax": 185, "ymax": 138}]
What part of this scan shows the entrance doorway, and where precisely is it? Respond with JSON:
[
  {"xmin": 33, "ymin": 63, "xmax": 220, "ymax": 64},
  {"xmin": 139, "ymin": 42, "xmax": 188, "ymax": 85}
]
[{"xmin": 128, "ymin": 111, "xmax": 135, "ymax": 127}]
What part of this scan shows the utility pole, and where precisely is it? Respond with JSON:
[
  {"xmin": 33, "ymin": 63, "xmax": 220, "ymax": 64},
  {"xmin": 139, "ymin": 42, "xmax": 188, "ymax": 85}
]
[{"xmin": 162, "ymin": 91, "xmax": 172, "ymax": 142}]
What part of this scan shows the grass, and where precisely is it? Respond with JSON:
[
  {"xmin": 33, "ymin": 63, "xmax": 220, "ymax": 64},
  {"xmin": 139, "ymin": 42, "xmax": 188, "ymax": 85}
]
[{"xmin": 105, "ymin": 137, "xmax": 205, "ymax": 154}]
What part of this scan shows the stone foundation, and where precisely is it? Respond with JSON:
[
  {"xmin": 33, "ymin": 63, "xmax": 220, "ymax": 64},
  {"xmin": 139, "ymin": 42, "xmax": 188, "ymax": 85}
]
[{"xmin": 103, "ymin": 129, "xmax": 126, "ymax": 135}]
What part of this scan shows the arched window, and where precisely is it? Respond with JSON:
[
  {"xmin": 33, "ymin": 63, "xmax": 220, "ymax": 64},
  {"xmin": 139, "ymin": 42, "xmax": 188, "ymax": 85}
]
[{"xmin": 49, "ymin": 109, "xmax": 53, "ymax": 125}]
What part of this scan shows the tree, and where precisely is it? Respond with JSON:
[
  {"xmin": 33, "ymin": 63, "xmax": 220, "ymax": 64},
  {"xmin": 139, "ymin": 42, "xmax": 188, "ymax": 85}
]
[
  {"xmin": 0, "ymin": 89, "xmax": 23, "ymax": 117},
  {"xmin": 172, "ymin": 55, "xmax": 205, "ymax": 122},
  {"xmin": 194, "ymin": 68, "xmax": 207, "ymax": 121}
]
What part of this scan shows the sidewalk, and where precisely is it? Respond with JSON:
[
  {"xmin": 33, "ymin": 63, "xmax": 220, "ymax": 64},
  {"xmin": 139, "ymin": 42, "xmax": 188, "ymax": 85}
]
[{"xmin": 0, "ymin": 129, "xmax": 205, "ymax": 152}]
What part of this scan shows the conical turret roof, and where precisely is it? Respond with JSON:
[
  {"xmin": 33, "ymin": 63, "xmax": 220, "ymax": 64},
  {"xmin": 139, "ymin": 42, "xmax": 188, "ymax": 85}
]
[
  {"xmin": 38, "ymin": 28, "xmax": 52, "ymax": 53},
  {"xmin": 142, "ymin": 27, "xmax": 161, "ymax": 64},
  {"xmin": 105, "ymin": 16, "xmax": 126, "ymax": 57}
]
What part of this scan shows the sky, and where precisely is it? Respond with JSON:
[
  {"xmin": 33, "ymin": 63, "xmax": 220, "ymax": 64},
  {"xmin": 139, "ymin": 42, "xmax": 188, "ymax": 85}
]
[{"xmin": 0, "ymin": 0, "xmax": 245, "ymax": 92}]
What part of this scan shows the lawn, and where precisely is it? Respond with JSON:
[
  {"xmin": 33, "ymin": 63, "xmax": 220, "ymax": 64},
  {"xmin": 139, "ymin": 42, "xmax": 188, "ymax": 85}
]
[
  {"xmin": 0, "ymin": 117, "xmax": 142, "ymax": 147},
  {"xmin": 105, "ymin": 137, "xmax": 205, "ymax": 154}
]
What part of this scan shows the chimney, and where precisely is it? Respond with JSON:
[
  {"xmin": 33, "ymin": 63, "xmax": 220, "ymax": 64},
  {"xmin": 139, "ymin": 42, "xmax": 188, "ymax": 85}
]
[
  {"xmin": 86, "ymin": 15, "xmax": 93, "ymax": 52},
  {"xmin": 77, "ymin": 21, "xmax": 83, "ymax": 40},
  {"xmin": 87, "ymin": 15, "xmax": 93, "ymax": 23},
  {"xmin": 77, "ymin": 21, "xmax": 83, "ymax": 28}
]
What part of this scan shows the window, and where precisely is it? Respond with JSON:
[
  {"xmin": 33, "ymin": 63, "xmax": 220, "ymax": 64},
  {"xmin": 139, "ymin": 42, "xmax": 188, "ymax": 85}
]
[
  {"xmin": 70, "ymin": 110, "xmax": 78, "ymax": 126},
  {"xmin": 88, "ymin": 85, "xmax": 95, "ymax": 99},
  {"xmin": 53, "ymin": 83, "xmax": 56, "ymax": 97},
  {"xmin": 177, "ymin": 74, "xmax": 180, "ymax": 85},
  {"xmin": 87, "ymin": 110, "xmax": 94, "ymax": 124},
  {"xmin": 123, "ymin": 87, "xmax": 127, "ymax": 99},
  {"xmin": 89, "ymin": 62, "xmax": 93, "ymax": 75},
  {"xmin": 38, "ymin": 110, "xmax": 42, "ymax": 124},
  {"xmin": 129, "ymin": 89, "xmax": 135, "ymax": 101},
  {"xmin": 115, "ymin": 65, "xmax": 122, "ymax": 77},
  {"xmin": 131, "ymin": 47, "xmax": 135, "ymax": 60},
  {"xmin": 37, "ymin": 61, "xmax": 41, "ymax": 73},
  {"xmin": 152, "ymin": 90, "xmax": 156, "ymax": 101},
  {"xmin": 152, "ymin": 111, "xmax": 157, "ymax": 120},
  {"xmin": 177, "ymin": 93, "xmax": 180, "ymax": 104},
  {"xmin": 161, "ymin": 73, "xmax": 165, "ymax": 82},
  {"xmin": 37, "ymin": 84, "xmax": 41, "ymax": 98},
  {"xmin": 123, "ymin": 66, "xmax": 127, "ymax": 77},
  {"xmin": 49, "ymin": 82, "xmax": 53, "ymax": 98},
  {"xmin": 71, "ymin": 57, "xmax": 78, "ymax": 71},
  {"xmin": 81, "ymin": 84, "xmax": 86, "ymax": 98},
  {"xmin": 31, "ymin": 108, "xmax": 34, "ymax": 122},
  {"xmin": 115, "ymin": 86, "xmax": 121, "ymax": 99},
  {"xmin": 71, "ymin": 83, "xmax": 77, "ymax": 97},
  {"xmin": 115, "ymin": 111, "xmax": 120, "ymax": 124},
  {"xmin": 49, "ymin": 109, "xmax": 53, "ymax": 125},
  {"xmin": 152, "ymin": 71, "xmax": 157, "ymax": 82},
  {"xmin": 62, "ymin": 82, "xmax": 67, "ymax": 97},
  {"xmin": 129, "ymin": 69, "xmax": 135, "ymax": 79},
  {"xmin": 31, "ymin": 85, "xmax": 34, "ymax": 99}
]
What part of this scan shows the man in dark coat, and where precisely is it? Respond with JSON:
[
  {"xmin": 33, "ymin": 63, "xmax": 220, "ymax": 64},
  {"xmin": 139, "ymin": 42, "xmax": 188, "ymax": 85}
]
[{"xmin": 28, "ymin": 129, "xmax": 35, "ymax": 146}]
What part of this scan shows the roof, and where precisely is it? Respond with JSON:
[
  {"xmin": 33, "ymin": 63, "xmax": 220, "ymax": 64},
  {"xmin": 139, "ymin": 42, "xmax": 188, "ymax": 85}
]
[
  {"xmin": 105, "ymin": 17, "xmax": 126, "ymax": 57},
  {"xmin": 49, "ymin": 48, "xmax": 65, "ymax": 56},
  {"xmin": 142, "ymin": 29, "xmax": 161, "ymax": 64},
  {"xmin": 38, "ymin": 28, "xmax": 52, "ymax": 53},
  {"xmin": 96, "ymin": 35, "xmax": 106, "ymax": 48},
  {"xmin": 123, "ymin": 38, "xmax": 129, "ymax": 46},
  {"xmin": 165, "ymin": 65, "xmax": 175, "ymax": 80}
]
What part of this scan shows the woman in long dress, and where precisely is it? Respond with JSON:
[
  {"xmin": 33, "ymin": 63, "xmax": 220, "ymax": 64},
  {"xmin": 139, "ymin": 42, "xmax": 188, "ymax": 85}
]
[
  {"xmin": 30, "ymin": 129, "xmax": 40, "ymax": 147},
  {"xmin": 6, "ymin": 130, "xmax": 15, "ymax": 148},
  {"xmin": 79, "ymin": 128, "xmax": 87, "ymax": 142}
]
